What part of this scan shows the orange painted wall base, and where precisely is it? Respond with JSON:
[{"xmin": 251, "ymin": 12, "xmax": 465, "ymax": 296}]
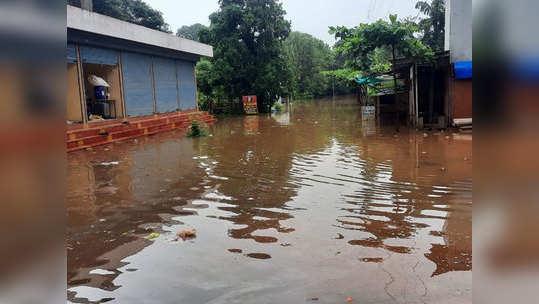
[
  {"xmin": 66, "ymin": 111, "xmax": 216, "ymax": 152},
  {"xmin": 453, "ymin": 79, "xmax": 472, "ymax": 119}
]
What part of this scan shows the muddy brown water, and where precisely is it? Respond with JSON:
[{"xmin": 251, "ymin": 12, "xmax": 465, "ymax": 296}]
[{"xmin": 67, "ymin": 96, "xmax": 472, "ymax": 303}]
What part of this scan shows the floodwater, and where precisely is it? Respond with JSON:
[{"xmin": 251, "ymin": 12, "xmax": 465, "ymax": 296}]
[{"xmin": 67, "ymin": 96, "xmax": 472, "ymax": 304}]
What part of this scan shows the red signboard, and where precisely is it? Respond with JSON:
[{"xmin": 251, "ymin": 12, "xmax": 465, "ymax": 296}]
[{"xmin": 242, "ymin": 95, "xmax": 258, "ymax": 115}]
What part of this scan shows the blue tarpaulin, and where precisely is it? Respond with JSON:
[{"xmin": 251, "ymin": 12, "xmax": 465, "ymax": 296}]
[
  {"xmin": 454, "ymin": 61, "xmax": 472, "ymax": 79},
  {"xmin": 67, "ymin": 44, "xmax": 78, "ymax": 63}
]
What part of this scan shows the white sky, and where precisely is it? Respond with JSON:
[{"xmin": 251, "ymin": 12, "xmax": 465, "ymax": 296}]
[{"xmin": 144, "ymin": 0, "xmax": 423, "ymax": 46}]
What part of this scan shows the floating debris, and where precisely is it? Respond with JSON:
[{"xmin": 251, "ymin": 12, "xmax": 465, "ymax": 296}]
[
  {"xmin": 99, "ymin": 161, "xmax": 119, "ymax": 166},
  {"xmin": 360, "ymin": 257, "xmax": 384, "ymax": 263},
  {"xmin": 176, "ymin": 228, "xmax": 197, "ymax": 241},
  {"xmin": 146, "ymin": 233, "xmax": 159, "ymax": 239},
  {"xmin": 89, "ymin": 269, "xmax": 115, "ymax": 275}
]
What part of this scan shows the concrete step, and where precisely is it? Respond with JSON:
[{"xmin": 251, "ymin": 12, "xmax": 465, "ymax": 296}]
[{"xmin": 66, "ymin": 111, "xmax": 216, "ymax": 152}]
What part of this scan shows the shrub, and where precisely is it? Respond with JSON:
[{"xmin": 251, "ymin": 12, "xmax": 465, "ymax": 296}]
[
  {"xmin": 187, "ymin": 120, "xmax": 209, "ymax": 137},
  {"xmin": 273, "ymin": 102, "xmax": 284, "ymax": 113}
]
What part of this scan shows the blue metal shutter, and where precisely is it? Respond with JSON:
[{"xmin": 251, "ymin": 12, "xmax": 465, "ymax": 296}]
[
  {"xmin": 80, "ymin": 45, "xmax": 118, "ymax": 66},
  {"xmin": 177, "ymin": 60, "xmax": 197, "ymax": 110},
  {"xmin": 153, "ymin": 57, "xmax": 179, "ymax": 113},
  {"xmin": 121, "ymin": 52, "xmax": 155, "ymax": 117},
  {"xmin": 67, "ymin": 44, "xmax": 78, "ymax": 63}
]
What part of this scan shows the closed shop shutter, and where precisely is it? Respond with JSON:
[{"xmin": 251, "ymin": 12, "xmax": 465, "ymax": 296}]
[
  {"xmin": 153, "ymin": 57, "xmax": 179, "ymax": 113},
  {"xmin": 67, "ymin": 43, "xmax": 78, "ymax": 63},
  {"xmin": 177, "ymin": 60, "xmax": 197, "ymax": 110},
  {"xmin": 121, "ymin": 52, "xmax": 155, "ymax": 117},
  {"xmin": 80, "ymin": 45, "xmax": 118, "ymax": 66}
]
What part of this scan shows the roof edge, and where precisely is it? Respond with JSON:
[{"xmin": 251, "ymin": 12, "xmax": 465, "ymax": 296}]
[{"xmin": 67, "ymin": 5, "xmax": 213, "ymax": 58}]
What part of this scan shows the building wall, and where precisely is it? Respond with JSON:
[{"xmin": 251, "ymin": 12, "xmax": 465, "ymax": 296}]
[
  {"xmin": 445, "ymin": 0, "xmax": 472, "ymax": 62},
  {"xmin": 453, "ymin": 79, "xmax": 472, "ymax": 118},
  {"xmin": 67, "ymin": 43, "xmax": 199, "ymax": 121},
  {"xmin": 67, "ymin": 63, "xmax": 83, "ymax": 122}
]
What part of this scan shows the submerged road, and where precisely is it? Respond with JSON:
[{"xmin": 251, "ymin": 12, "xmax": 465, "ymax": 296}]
[{"xmin": 67, "ymin": 96, "xmax": 472, "ymax": 303}]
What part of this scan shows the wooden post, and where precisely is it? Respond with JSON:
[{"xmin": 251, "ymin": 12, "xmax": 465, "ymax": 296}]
[
  {"xmin": 428, "ymin": 68, "xmax": 435, "ymax": 124},
  {"xmin": 150, "ymin": 57, "xmax": 157, "ymax": 115},
  {"xmin": 414, "ymin": 64, "xmax": 419, "ymax": 127},
  {"xmin": 76, "ymin": 45, "xmax": 88, "ymax": 126},
  {"xmin": 194, "ymin": 62, "xmax": 199, "ymax": 112},
  {"xmin": 117, "ymin": 52, "xmax": 127, "ymax": 119},
  {"xmin": 175, "ymin": 60, "xmax": 180, "ymax": 111}
]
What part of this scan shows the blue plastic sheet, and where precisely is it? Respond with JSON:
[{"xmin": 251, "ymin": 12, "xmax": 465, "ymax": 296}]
[
  {"xmin": 67, "ymin": 44, "xmax": 77, "ymax": 63},
  {"xmin": 454, "ymin": 61, "xmax": 472, "ymax": 79},
  {"xmin": 80, "ymin": 45, "xmax": 118, "ymax": 66}
]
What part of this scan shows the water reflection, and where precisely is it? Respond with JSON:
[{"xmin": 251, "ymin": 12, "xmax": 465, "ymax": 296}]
[{"xmin": 67, "ymin": 96, "xmax": 472, "ymax": 303}]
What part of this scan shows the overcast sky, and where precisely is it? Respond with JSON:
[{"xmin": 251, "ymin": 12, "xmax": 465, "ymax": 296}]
[{"xmin": 144, "ymin": 0, "xmax": 423, "ymax": 46}]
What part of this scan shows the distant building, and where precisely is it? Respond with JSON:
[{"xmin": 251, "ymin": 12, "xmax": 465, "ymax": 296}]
[
  {"xmin": 388, "ymin": 0, "xmax": 471, "ymax": 129},
  {"xmin": 445, "ymin": 0, "xmax": 472, "ymax": 121},
  {"xmin": 66, "ymin": 5, "xmax": 214, "ymax": 151}
]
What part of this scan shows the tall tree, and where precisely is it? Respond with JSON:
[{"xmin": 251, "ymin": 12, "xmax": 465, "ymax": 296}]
[
  {"xmin": 415, "ymin": 0, "xmax": 445, "ymax": 51},
  {"xmin": 176, "ymin": 24, "xmax": 208, "ymax": 42},
  {"xmin": 283, "ymin": 32, "xmax": 333, "ymax": 99},
  {"xmin": 199, "ymin": 0, "xmax": 291, "ymax": 112},
  {"xmin": 67, "ymin": 0, "xmax": 170, "ymax": 32}
]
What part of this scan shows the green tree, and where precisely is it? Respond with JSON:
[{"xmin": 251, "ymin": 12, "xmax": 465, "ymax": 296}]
[
  {"xmin": 67, "ymin": 0, "xmax": 170, "ymax": 32},
  {"xmin": 283, "ymin": 32, "xmax": 333, "ymax": 99},
  {"xmin": 176, "ymin": 23, "xmax": 208, "ymax": 42},
  {"xmin": 329, "ymin": 14, "xmax": 433, "ymax": 103},
  {"xmin": 330, "ymin": 14, "xmax": 432, "ymax": 74},
  {"xmin": 199, "ymin": 0, "xmax": 291, "ymax": 113},
  {"xmin": 415, "ymin": 0, "xmax": 445, "ymax": 51}
]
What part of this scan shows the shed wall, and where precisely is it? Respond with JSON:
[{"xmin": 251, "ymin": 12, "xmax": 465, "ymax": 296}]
[
  {"xmin": 177, "ymin": 60, "xmax": 197, "ymax": 110},
  {"xmin": 154, "ymin": 57, "xmax": 179, "ymax": 113},
  {"xmin": 122, "ymin": 52, "xmax": 155, "ymax": 117}
]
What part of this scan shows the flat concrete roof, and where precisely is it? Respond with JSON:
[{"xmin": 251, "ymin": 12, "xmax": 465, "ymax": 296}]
[{"xmin": 67, "ymin": 5, "xmax": 213, "ymax": 58}]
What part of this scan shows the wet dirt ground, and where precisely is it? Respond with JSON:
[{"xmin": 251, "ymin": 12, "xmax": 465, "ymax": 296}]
[{"xmin": 67, "ymin": 97, "xmax": 472, "ymax": 303}]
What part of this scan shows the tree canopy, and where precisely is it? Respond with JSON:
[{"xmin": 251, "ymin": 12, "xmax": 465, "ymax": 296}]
[
  {"xmin": 67, "ymin": 0, "xmax": 170, "ymax": 32},
  {"xmin": 283, "ymin": 32, "xmax": 333, "ymax": 99},
  {"xmin": 415, "ymin": 0, "xmax": 445, "ymax": 51},
  {"xmin": 330, "ymin": 14, "xmax": 432, "ymax": 76},
  {"xmin": 199, "ymin": 0, "xmax": 291, "ymax": 112},
  {"xmin": 176, "ymin": 23, "xmax": 208, "ymax": 42}
]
